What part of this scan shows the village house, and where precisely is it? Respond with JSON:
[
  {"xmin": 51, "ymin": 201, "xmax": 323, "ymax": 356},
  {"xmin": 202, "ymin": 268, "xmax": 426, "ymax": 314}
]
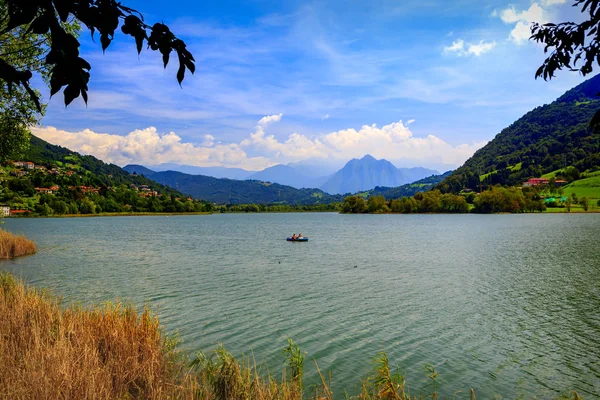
[
  {"xmin": 0, "ymin": 205, "xmax": 10, "ymax": 217},
  {"xmin": 9, "ymin": 209, "xmax": 30, "ymax": 216},
  {"xmin": 13, "ymin": 161, "xmax": 25, "ymax": 168},
  {"xmin": 523, "ymin": 178, "xmax": 549, "ymax": 187},
  {"xmin": 35, "ymin": 185, "xmax": 60, "ymax": 195},
  {"xmin": 139, "ymin": 191, "xmax": 159, "ymax": 198},
  {"xmin": 23, "ymin": 162, "xmax": 35, "ymax": 170},
  {"xmin": 523, "ymin": 178, "xmax": 569, "ymax": 188},
  {"xmin": 79, "ymin": 186, "xmax": 100, "ymax": 194}
]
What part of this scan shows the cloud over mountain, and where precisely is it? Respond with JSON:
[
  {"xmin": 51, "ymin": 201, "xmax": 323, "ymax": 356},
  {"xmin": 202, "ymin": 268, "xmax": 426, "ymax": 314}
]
[{"xmin": 32, "ymin": 115, "xmax": 486, "ymax": 170}]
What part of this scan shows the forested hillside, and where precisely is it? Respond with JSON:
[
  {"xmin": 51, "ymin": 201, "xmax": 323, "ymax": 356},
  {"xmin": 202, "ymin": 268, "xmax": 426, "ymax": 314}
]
[
  {"xmin": 437, "ymin": 74, "xmax": 600, "ymax": 193},
  {"xmin": 143, "ymin": 170, "xmax": 344, "ymax": 205},
  {"xmin": 0, "ymin": 136, "xmax": 211, "ymax": 215},
  {"xmin": 366, "ymin": 171, "xmax": 453, "ymax": 199}
]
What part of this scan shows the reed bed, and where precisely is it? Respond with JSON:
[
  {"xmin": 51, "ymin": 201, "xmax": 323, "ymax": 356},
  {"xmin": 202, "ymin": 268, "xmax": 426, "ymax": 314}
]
[
  {"xmin": 0, "ymin": 228, "xmax": 36, "ymax": 259},
  {"xmin": 0, "ymin": 273, "xmax": 584, "ymax": 400}
]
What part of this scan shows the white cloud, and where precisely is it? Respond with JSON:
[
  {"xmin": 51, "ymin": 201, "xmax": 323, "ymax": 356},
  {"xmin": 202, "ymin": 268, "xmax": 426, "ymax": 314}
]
[
  {"xmin": 322, "ymin": 114, "xmax": 330, "ymax": 120},
  {"xmin": 32, "ymin": 115, "xmax": 486, "ymax": 171},
  {"xmin": 31, "ymin": 126, "xmax": 274, "ymax": 171},
  {"xmin": 499, "ymin": 3, "xmax": 546, "ymax": 24},
  {"xmin": 541, "ymin": 0, "xmax": 566, "ymax": 5},
  {"xmin": 494, "ymin": 2, "xmax": 566, "ymax": 45},
  {"xmin": 258, "ymin": 113, "xmax": 283, "ymax": 126},
  {"xmin": 443, "ymin": 39, "xmax": 496, "ymax": 56}
]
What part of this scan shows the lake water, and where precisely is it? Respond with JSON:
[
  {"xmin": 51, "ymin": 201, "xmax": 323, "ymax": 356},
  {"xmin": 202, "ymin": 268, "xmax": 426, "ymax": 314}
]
[{"xmin": 2, "ymin": 213, "xmax": 599, "ymax": 398}]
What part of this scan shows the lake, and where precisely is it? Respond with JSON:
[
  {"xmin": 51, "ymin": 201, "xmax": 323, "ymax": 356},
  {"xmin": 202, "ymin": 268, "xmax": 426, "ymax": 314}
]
[{"xmin": 2, "ymin": 213, "xmax": 599, "ymax": 398}]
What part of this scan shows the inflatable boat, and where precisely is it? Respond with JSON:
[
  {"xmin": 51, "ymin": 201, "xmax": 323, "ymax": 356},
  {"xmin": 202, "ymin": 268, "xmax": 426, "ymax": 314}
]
[{"xmin": 287, "ymin": 237, "xmax": 309, "ymax": 242}]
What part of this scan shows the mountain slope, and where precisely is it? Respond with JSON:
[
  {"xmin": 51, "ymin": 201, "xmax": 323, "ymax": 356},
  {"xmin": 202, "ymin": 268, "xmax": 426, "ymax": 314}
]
[
  {"xmin": 123, "ymin": 164, "xmax": 156, "ymax": 177},
  {"xmin": 144, "ymin": 170, "xmax": 343, "ymax": 204},
  {"xmin": 320, "ymin": 155, "xmax": 438, "ymax": 195},
  {"xmin": 148, "ymin": 163, "xmax": 253, "ymax": 180},
  {"xmin": 247, "ymin": 164, "xmax": 330, "ymax": 189},
  {"xmin": 437, "ymin": 74, "xmax": 600, "ymax": 193},
  {"xmin": 367, "ymin": 171, "xmax": 453, "ymax": 199},
  {"xmin": 0, "ymin": 136, "xmax": 210, "ymax": 216}
]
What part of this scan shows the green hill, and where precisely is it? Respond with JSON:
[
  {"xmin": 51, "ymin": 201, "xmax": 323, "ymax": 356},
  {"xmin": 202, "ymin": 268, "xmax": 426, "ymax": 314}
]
[
  {"xmin": 142, "ymin": 169, "xmax": 344, "ymax": 205},
  {"xmin": 359, "ymin": 171, "xmax": 453, "ymax": 199},
  {"xmin": 437, "ymin": 74, "xmax": 600, "ymax": 193},
  {"xmin": 0, "ymin": 136, "xmax": 210, "ymax": 215}
]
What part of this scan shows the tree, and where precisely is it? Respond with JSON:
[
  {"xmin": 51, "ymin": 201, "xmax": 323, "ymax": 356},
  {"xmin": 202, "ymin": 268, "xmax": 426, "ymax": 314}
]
[
  {"xmin": 342, "ymin": 195, "xmax": 367, "ymax": 214},
  {"xmin": 531, "ymin": 0, "xmax": 600, "ymax": 130},
  {"xmin": 579, "ymin": 196, "xmax": 589, "ymax": 211},
  {"xmin": 367, "ymin": 195, "xmax": 387, "ymax": 213},
  {"xmin": 0, "ymin": 0, "xmax": 195, "ymax": 111},
  {"xmin": 565, "ymin": 196, "xmax": 573, "ymax": 212}
]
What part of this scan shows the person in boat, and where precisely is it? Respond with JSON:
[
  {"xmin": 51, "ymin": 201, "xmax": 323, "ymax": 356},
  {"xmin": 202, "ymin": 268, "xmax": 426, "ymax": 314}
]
[
  {"xmin": 298, "ymin": 233, "xmax": 303, "ymax": 238},
  {"xmin": 291, "ymin": 234, "xmax": 297, "ymax": 240}
]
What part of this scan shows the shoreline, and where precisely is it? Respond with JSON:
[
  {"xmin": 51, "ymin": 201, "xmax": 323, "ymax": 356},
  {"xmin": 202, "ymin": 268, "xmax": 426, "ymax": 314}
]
[
  {"xmin": 4, "ymin": 209, "xmax": 600, "ymax": 219},
  {"xmin": 49, "ymin": 211, "xmax": 213, "ymax": 218}
]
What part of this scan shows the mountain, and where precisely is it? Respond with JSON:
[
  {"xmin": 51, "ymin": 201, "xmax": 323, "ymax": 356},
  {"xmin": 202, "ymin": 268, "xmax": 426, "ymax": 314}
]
[
  {"xmin": 142, "ymin": 170, "xmax": 344, "ymax": 204},
  {"xmin": 123, "ymin": 164, "xmax": 156, "ymax": 177},
  {"xmin": 320, "ymin": 155, "xmax": 438, "ymax": 195},
  {"xmin": 147, "ymin": 163, "xmax": 254, "ymax": 180},
  {"xmin": 247, "ymin": 164, "xmax": 330, "ymax": 189},
  {"xmin": 437, "ymin": 74, "xmax": 600, "ymax": 193}
]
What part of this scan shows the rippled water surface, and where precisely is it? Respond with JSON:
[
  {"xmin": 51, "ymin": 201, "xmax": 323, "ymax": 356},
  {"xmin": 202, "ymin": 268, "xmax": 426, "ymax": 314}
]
[{"xmin": 2, "ymin": 213, "xmax": 600, "ymax": 398}]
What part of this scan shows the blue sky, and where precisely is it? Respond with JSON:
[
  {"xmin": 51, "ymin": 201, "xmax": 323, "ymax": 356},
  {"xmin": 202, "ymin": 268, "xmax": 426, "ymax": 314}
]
[{"xmin": 34, "ymin": 0, "xmax": 590, "ymax": 171}]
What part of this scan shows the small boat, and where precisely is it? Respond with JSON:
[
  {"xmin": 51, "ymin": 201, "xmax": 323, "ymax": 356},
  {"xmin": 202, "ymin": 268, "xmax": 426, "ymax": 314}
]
[{"xmin": 287, "ymin": 237, "xmax": 309, "ymax": 242}]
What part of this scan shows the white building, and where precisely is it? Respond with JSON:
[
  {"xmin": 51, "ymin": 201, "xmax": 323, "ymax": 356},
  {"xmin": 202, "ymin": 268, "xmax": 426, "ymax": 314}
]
[{"xmin": 0, "ymin": 205, "xmax": 10, "ymax": 217}]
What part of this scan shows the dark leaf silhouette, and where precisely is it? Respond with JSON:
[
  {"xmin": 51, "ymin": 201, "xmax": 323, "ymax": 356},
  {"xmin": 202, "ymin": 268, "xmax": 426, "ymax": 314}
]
[
  {"xmin": 531, "ymin": 0, "xmax": 600, "ymax": 131},
  {"xmin": 0, "ymin": 0, "xmax": 195, "ymax": 109}
]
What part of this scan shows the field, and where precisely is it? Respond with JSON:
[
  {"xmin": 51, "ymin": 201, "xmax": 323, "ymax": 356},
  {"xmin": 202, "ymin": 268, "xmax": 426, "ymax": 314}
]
[{"xmin": 562, "ymin": 173, "xmax": 600, "ymax": 205}]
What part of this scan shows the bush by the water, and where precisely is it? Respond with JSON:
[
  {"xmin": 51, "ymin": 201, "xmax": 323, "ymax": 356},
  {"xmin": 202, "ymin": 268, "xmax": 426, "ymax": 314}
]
[
  {"xmin": 0, "ymin": 228, "xmax": 36, "ymax": 259},
  {"xmin": 0, "ymin": 273, "xmax": 584, "ymax": 399}
]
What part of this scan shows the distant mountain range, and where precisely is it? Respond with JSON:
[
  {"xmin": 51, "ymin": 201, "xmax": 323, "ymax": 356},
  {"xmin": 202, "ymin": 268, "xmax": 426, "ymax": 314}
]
[
  {"xmin": 145, "ymin": 163, "xmax": 253, "ymax": 180},
  {"xmin": 247, "ymin": 164, "xmax": 330, "ymax": 189},
  {"xmin": 125, "ymin": 155, "xmax": 438, "ymax": 195},
  {"xmin": 320, "ymin": 155, "xmax": 439, "ymax": 195},
  {"xmin": 126, "ymin": 169, "xmax": 343, "ymax": 205}
]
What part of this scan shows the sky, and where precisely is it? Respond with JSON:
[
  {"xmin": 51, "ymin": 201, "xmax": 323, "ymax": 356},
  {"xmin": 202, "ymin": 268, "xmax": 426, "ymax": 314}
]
[{"xmin": 32, "ymin": 0, "xmax": 591, "ymax": 171}]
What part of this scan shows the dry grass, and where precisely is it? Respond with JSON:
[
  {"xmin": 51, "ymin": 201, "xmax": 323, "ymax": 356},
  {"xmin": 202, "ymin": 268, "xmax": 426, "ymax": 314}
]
[
  {"xmin": 0, "ymin": 228, "xmax": 36, "ymax": 259},
  {"xmin": 0, "ymin": 273, "xmax": 584, "ymax": 400}
]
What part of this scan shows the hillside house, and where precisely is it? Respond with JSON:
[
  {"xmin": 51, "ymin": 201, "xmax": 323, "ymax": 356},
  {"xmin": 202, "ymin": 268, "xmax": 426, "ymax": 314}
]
[
  {"xmin": 13, "ymin": 161, "xmax": 25, "ymax": 168},
  {"xmin": 23, "ymin": 162, "xmax": 35, "ymax": 170},
  {"xmin": 523, "ymin": 178, "xmax": 549, "ymax": 187},
  {"xmin": 79, "ymin": 186, "xmax": 99, "ymax": 194},
  {"xmin": 9, "ymin": 209, "xmax": 30, "ymax": 216},
  {"xmin": 35, "ymin": 185, "xmax": 60, "ymax": 195}
]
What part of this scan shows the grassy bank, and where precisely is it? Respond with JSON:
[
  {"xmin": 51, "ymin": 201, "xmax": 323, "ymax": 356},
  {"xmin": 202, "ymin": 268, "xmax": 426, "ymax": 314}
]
[
  {"xmin": 0, "ymin": 229, "xmax": 36, "ymax": 259},
  {"xmin": 0, "ymin": 273, "xmax": 584, "ymax": 399}
]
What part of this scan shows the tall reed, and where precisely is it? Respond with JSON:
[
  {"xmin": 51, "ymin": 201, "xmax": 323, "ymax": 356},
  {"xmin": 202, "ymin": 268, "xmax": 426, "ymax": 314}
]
[
  {"xmin": 0, "ymin": 228, "xmax": 36, "ymax": 259},
  {"xmin": 0, "ymin": 273, "xmax": 584, "ymax": 399}
]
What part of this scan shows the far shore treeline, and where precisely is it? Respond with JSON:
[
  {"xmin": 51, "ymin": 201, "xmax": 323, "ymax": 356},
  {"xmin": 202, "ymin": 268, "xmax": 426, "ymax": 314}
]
[{"xmin": 341, "ymin": 187, "xmax": 546, "ymax": 214}]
